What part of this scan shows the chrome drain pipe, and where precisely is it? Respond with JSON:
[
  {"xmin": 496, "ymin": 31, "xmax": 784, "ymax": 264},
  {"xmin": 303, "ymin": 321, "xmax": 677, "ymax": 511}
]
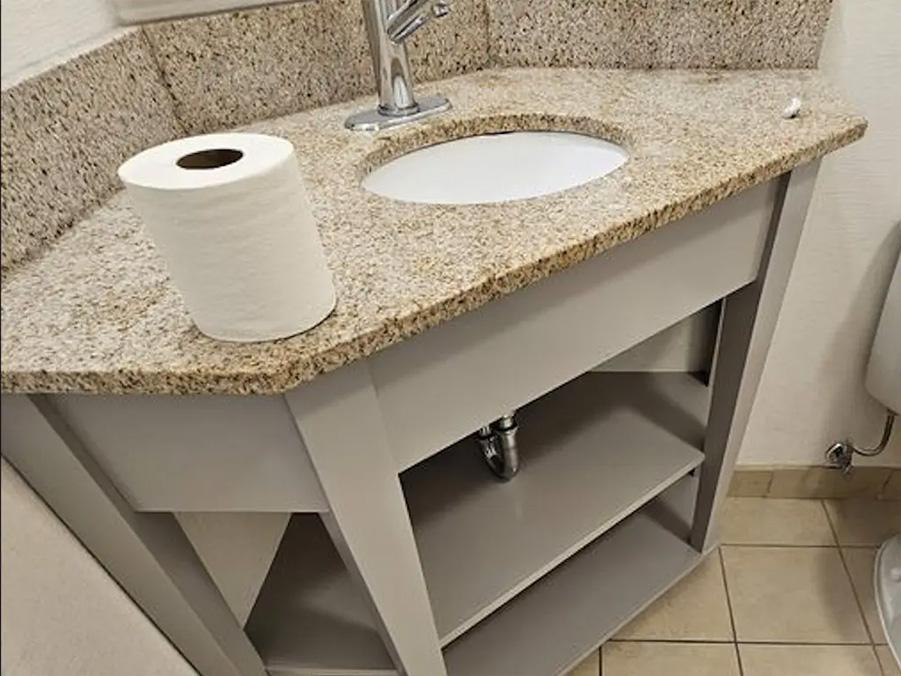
[{"xmin": 476, "ymin": 412, "xmax": 519, "ymax": 480}]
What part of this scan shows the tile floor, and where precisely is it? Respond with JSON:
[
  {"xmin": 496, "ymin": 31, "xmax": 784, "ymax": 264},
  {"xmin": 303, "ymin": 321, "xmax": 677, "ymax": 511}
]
[{"xmin": 568, "ymin": 497, "xmax": 901, "ymax": 675}]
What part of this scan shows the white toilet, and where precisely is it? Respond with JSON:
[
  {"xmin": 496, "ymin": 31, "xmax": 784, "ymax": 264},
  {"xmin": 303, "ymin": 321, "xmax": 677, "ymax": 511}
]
[{"xmin": 869, "ymin": 234, "xmax": 901, "ymax": 664}]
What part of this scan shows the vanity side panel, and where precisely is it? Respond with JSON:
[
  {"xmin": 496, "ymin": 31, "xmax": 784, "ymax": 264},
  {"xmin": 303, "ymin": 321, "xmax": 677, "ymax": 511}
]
[
  {"xmin": 371, "ymin": 180, "xmax": 779, "ymax": 470},
  {"xmin": 48, "ymin": 393, "xmax": 326, "ymax": 512}
]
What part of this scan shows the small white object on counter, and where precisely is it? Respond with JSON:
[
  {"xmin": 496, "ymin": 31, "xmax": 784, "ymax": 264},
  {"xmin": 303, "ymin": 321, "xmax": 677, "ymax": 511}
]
[
  {"xmin": 118, "ymin": 133, "xmax": 336, "ymax": 342},
  {"xmin": 782, "ymin": 97, "xmax": 803, "ymax": 119}
]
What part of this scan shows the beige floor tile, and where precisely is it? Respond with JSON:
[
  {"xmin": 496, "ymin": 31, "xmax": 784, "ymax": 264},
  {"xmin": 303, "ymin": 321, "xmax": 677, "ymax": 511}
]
[
  {"xmin": 615, "ymin": 554, "xmax": 732, "ymax": 641},
  {"xmin": 769, "ymin": 467, "xmax": 890, "ymax": 499},
  {"xmin": 565, "ymin": 650, "xmax": 598, "ymax": 676},
  {"xmin": 842, "ymin": 548, "xmax": 884, "ymax": 643},
  {"xmin": 876, "ymin": 645, "xmax": 901, "ymax": 676},
  {"xmin": 729, "ymin": 470, "xmax": 773, "ymax": 497},
  {"xmin": 883, "ymin": 471, "xmax": 901, "ymax": 500},
  {"xmin": 720, "ymin": 497, "xmax": 836, "ymax": 545},
  {"xmin": 721, "ymin": 546, "xmax": 869, "ymax": 643},
  {"xmin": 824, "ymin": 499, "xmax": 901, "ymax": 546},
  {"xmin": 739, "ymin": 644, "xmax": 881, "ymax": 676},
  {"xmin": 602, "ymin": 642, "xmax": 739, "ymax": 676}
]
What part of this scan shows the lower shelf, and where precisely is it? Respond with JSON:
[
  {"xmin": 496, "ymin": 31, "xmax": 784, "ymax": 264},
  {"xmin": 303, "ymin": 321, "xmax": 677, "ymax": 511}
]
[{"xmin": 442, "ymin": 474, "xmax": 703, "ymax": 676}]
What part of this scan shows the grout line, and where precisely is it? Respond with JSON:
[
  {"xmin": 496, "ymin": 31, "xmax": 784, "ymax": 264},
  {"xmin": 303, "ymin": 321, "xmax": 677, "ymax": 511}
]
[
  {"xmin": 763, "ymin": 470, "xmax": 775, "ymax": 496},
  {"xmin": 609, "ymin": 638, "xmax": 875, "ymax": 646},
  {"xmin": 719, "ymin": 542, "xmax": 888, "ymax": 549},
  {"xmin": 878, "ymin": 472, "xmax": 893, "ymax": 500},
  {"xmin": 872, "ymin": 644, "xmax": 887, "ymax": 676},
  {"xmin": 609, "ymin": 638, "xmax": 736, "ymax": 645},
  {"xmin": 822, "ymin": 500, "xmax": 877, "ymax": 645},
  {"xmin": 731, "ymin": 641, "xmax": 862, "ymax": 646},
  {"xmin": 718, "ymin": 548, "xmax": 740, "ymax": 641},
  {"xmin": 718, "ymin": 547, "xmax": 744, "ymax": 675},
  {"xmin": 720, "ymin": 542, "xmax": 841, "ymax": 548},
  {"xmin": 837, "ymin": 545, "xmax": 877, "ymax": 645},
  {"xmin": 732, "ymin": 640, "xmax": 874, "ymax": 646},
  {"xmin": 821, "ymin": 498, "xmax": 842, "ymax": 546}
]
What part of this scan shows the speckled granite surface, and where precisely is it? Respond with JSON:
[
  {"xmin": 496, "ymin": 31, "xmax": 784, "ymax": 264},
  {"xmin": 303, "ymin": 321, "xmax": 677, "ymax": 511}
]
[
  {"xmin": 488, "ymin": 0, "xmax": 833, "ymax": 69},
  {"xmin": 0, "ymin": 0, "xmax": 836, "ymax": 270},
  {"xmin": 0, "ymin": 30, "xmax": 183, "ymax": 271},
  {"xmin": 0, "ymin": 68, "xmax": 865, "ymax": 395},
  {"xmin": 143, "ymin": 0, "xmax": 490, "ymax": 134}
]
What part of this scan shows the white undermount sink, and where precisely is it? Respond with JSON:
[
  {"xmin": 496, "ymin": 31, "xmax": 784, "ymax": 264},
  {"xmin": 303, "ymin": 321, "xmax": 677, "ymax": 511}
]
[{"xmin": 362, "ymin": 131, "xmax": 628, "ymax": 205}]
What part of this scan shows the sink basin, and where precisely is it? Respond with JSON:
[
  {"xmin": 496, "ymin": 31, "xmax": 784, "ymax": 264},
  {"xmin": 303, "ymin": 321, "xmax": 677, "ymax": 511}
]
[{"xmin": 362, "ymin": 131, "xmax": 628, "ymax": 205}]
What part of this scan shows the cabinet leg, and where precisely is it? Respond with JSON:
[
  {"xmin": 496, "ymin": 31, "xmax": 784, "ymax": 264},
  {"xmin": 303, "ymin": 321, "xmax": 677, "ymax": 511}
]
[
  {"xmin": 284, "ymin": 362, "xmax": 446, "ymax": 676},
  {"xmin": 691, "ymin": 161, "xmax": 820, "ymax": 552}
]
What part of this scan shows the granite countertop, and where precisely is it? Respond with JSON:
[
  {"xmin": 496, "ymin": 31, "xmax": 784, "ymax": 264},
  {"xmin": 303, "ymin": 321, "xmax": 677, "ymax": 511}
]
[{"xmin": 0, "ymin": 68, "xmax": 866, "ymax": 395}]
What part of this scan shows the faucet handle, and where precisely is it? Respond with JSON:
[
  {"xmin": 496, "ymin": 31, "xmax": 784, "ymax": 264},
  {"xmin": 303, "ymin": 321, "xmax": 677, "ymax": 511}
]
[{"xmin": 387, "ymin": 0, "xmax": 451, "ymax": 43}]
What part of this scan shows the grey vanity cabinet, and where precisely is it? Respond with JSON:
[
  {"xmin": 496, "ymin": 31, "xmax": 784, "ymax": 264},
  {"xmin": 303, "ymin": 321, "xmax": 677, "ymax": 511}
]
[{"xmin": 1, "ymin": 162, "xmax": 819, "ymax": 676}]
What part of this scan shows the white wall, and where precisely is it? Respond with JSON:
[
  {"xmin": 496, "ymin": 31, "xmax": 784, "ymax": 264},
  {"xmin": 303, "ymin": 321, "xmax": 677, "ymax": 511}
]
[
  {"xmin": 738, "ymin": 0, "xmax": 901, "ymax": 466},
  {"xmin": 0, "ymin": 459, "xmax": 197, "ymax": 676},
  {"xmin": 0, "ymin": 0, "xmax": 119, "ymax": 81}
]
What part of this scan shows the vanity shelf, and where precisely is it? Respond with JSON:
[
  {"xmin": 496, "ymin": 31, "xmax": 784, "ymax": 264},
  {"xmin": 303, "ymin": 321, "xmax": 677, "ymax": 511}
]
[
  {"xmin": 404, "ymin": 371, "xmax": 708, "ymax": 645},
  {"xmin": 442, "ymin": 474, "xmax": 701, "ymax": 676},
  {"xmin": 246, "ymin": 371, "xmax": 708, "ymax": 675}
]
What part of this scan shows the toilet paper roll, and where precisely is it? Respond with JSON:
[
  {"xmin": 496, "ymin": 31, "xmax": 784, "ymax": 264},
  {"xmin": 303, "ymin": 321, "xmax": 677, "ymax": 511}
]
[{"xmin": 119, "ymin": 133, "xmax": 336, "ymax": 342}]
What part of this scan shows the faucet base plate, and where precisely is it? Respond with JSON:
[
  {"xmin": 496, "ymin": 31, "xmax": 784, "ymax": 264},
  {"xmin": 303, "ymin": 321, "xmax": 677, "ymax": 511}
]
[{"xmin": 345, "ymin": 95, "xmax": 451, "ymax": 132}]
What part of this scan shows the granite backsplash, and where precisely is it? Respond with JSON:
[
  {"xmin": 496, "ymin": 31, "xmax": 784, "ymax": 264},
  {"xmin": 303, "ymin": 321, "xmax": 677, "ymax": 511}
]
[{"xmin": 1, "ymin": 0, "xmax": 835, "ymax": 271}]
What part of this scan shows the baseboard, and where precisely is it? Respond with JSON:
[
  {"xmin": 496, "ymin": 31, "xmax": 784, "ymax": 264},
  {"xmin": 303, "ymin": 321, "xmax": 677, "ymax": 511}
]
[{"xmin": 730, "ymin": 465, "xmax": 901, "ymax": 499}]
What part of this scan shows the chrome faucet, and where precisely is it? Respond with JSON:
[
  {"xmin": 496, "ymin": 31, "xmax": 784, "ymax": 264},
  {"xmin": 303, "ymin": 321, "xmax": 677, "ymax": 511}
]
[{"xmin": 345, "ymin": 0, "xmax": 452, "ymax": 131}]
